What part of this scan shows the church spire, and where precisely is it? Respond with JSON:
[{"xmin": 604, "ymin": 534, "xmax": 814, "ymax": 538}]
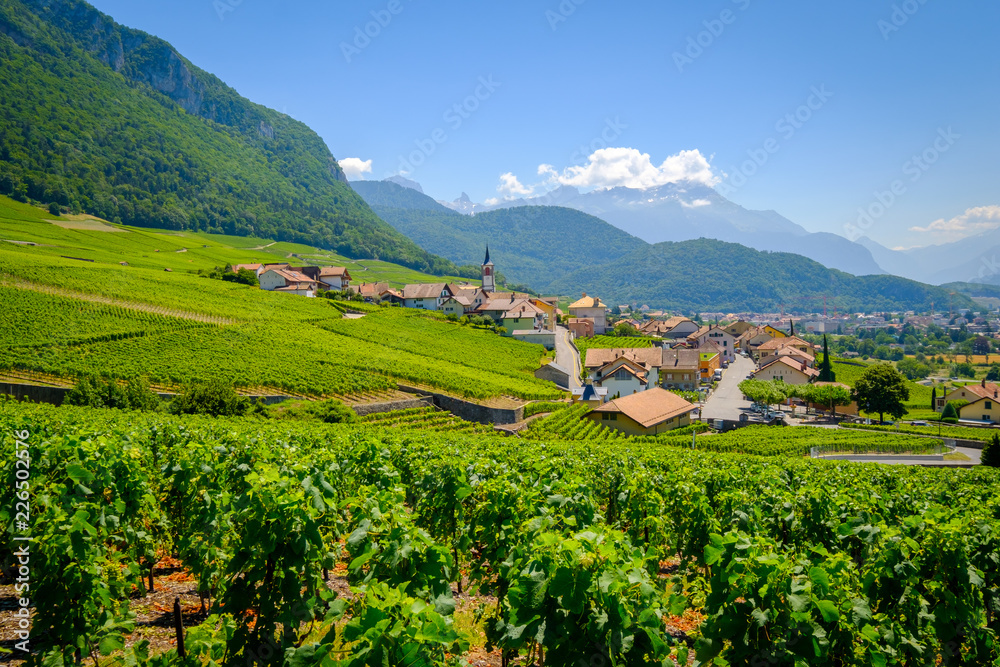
[
  {"xmin": 481, "ymin": 245, "xmax": 496, "ymax": 292},
  {"xmin": 484, "ymin": 245, "xmax": 493, "ymax": 265}
]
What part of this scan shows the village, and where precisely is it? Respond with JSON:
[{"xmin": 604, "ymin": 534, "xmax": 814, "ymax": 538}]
[{"xmin": 227, "ymin": 248, "xmax": 1000, "ymax": 438}]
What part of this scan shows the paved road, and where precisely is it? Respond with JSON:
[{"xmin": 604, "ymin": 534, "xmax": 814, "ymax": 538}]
[
  {"xmin": 702, "ymin": 354, "xmax": 757, "ymax": 421},
  {"xmin": 554, "ymin": 326, "xmax": 582, "ymax": 391}
]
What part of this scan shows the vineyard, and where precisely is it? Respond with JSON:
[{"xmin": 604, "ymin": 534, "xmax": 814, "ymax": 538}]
[
  {"xmin": 2, "ymin": 400, "xmax": 998, "ymax": 666},
  {"xmin": 359, "ymin": 407, "xmax": 493, "ymax": 435},
  {"xmin": 0, "ymin": 251, "xmax": 560, "ymax": 400}
]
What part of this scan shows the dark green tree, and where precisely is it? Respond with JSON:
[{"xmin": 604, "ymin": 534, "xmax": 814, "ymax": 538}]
[
  {"xmin": 982, "ymin": 433, "xmax": 1000, "ymax": 467},
  {"xmin": 931, "ymin": 386, "xmax": 937, "ymax": 411},
  {"xmin": 852, "ymin": 364, "xmax": 910, "ymax": 424},
  {"xmin": 941, "ymin": 402, "xmax": 960, "ymax": 423},
  {"xmin": 817, "ymin": 335, "xmax": 836, "ymax": 382},
  {"xmin": 169, "ymin": 379, "xmax": 253, "ymax": 417}
]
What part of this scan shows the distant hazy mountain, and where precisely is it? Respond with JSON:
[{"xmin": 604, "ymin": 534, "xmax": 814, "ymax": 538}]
[
  {"xmin": 351, "ymin": 180, "xmax": 645, "ymax": 288},
  {"xmin": 439, "ymin": 192, "xmax": 484, "ymax": 215},
  {"xmin": 465, "ymin": 182, "xmax": 885, "ymax": 276},
  {"xmin": 860, "ymin": 233, "xmax": 1000, "ymax": 287},
  {"xmin": 545, "ymin": 239, "xmax": 976, "ymax": 314},
  {"xmin": 352, "ymin": 179, "xmax": 962, "ymax": 311},
  {"xmin": 385, "ymin": 175, "xmax": 424, "ymax": 193}
]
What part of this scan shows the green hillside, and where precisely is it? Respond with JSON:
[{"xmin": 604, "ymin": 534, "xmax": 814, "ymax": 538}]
[
  {"xmin": 0, "ymin": 196, "xmax": 557, "ymax": 400},
  {"xmin": 546, "ymin": 238, "xmax": 977, "ymax": 313},
  {"xmin": 0, "ymin": 0, "xmax": 455, "ymax": 273},
  {"xmin": 351, "ymin": 180, "xmax": 646, "ymax": 289}
]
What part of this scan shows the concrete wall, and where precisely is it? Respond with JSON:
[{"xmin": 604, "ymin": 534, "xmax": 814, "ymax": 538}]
[
  {"xmin": 352, "ymin": 397, "xmax": 434, "ymax": 417},
  {"xmin": 399, "ymin": 385, "xmax": 523, "ymax": 425}
]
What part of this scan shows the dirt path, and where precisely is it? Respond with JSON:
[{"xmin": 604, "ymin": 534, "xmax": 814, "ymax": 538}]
[{"xmin": 0, "ymin": 276, "xmax": 238, "ymax": 326}]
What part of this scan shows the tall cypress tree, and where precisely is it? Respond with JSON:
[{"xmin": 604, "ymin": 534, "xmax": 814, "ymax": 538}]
[
  {"xmin": 931, "ymin": 386, "xmax": 937, "ymax": 411},
  {"xmin": 818, "ymin": 334, "xmax": 836, "ymax": 382}
]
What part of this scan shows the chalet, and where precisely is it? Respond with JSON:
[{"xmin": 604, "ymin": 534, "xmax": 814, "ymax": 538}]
[
  {"xmin": 584, "ymin": 388, "xmax": 697, "ymax": 436},
  {"xmin": 755, "ymin": 356, "xmax": 819, "ymax": 384},
  {"xmin": 258, "ymin": 268, "xmax": 318, "ymax": 297},
  {"xmin": 592, "ymin": 357, "xmax": 651, "ymax": 397},
  {"xmin": 770, "ymin": 345, "xmax": 816, "ymax": 368},
  {"xmin": 233, "ymin": 262, "xmax": 289, "ymax": 277},
  {"xmin": 402, "ymin": 283, "xmax": 453, "ymax": 310},
  {"xmin": 568, "ymin": 294, "xmax": 608, "ymax": 335}
]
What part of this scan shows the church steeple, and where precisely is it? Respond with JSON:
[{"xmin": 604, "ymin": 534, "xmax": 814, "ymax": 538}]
[{"xmin": 481, "ymin": 245, "xmax": 496, "ymax": 293}]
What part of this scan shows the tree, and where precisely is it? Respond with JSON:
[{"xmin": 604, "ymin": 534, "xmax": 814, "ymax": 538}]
[
  {"xmin": 738, "ymin": 379, "xmax": 791, "ymax": 410},
  {"xmin": 931, "ymin": 386, "xmax": 937, "ymax": 411},
  {"xmin": 613, "ymin": 322, "xmax": 639, "ymax": 337},
  {"xmin": 804, "ymin": 383, "xmax": 853, "ymax": 419},
  {"xmin": 852, "ymin": 364, "xmax": 910, "ymax": 424},
  {"xmin": 817, "ymin": 335, "xmax": 836, "ymax": 382},
  {"xmin": 170, "ymin": 379, "xmax": 254, "ymax": 417},
  {"xmin": 982, "ymin": 433, "xmax": 1000, "ymax": 467},
  {"xmin": 986, "ymin": 363, "xmax": 1000, "ymax": 382},
  {"xmin": 65, "ymin": 375, "xmax": 160, "ymax": 411},
  {"xmin": 952, "ymin": 362, "xmax": 976, "ymax": 379},
  {"xmin": 941, "ymin": 401, "xmax": 960, "ymax": 423},
  {"xmin": 897, "ymin": 358, "xmax": 931, "ymax": 380}
]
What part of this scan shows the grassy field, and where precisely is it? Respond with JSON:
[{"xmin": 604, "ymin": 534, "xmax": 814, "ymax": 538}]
[{"xmin": 0, "ymin": 196, "xmax": 559, "ymax": 400}]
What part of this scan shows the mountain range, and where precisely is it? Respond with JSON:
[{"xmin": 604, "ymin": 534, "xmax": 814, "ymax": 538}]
[
  {"xmin": 436, "ymin": 181, "xmax": 885, "ymax": 277},
  {"xmin": 860, "ymin": 233, "xmax": 1000, "ymax": 287},
  {"xmin": 352, "ymin": 178, "xmax": 974, "ymax": 313}
]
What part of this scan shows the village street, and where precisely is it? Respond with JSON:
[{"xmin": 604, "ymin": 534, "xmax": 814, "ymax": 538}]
[
  {"xmin": 554, "ymin": 326, "xmax": 582, "ymax": 391},
  {"xmin": 701, "ymin": 353, "xmax": 756, "ymax": 422}
]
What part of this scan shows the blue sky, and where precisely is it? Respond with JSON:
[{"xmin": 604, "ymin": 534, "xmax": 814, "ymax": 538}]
[{"xmin": 85, "ymin": 0, "xmax": 999, "ymax": 249}]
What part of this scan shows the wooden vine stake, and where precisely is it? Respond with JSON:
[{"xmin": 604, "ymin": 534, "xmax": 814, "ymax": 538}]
[{"xmin": 174, "ymin": 597, "xmax": 186, "ymax": 658}]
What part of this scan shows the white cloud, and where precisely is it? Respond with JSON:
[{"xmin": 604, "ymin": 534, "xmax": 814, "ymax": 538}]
[
  {"xmin": 497, "ymin": 172, "xmax": 533, "ymax": 198},
  {"xmin": 340, "ymin": 157, "xmax": 373, "ymax": 180},
  {"xmin": 537, "ymin": 147, "xmax": 720, "ymax": 190},
  {"xmin": 909, "ymin": 205, "xmax": 1000, "ymax": 241}
]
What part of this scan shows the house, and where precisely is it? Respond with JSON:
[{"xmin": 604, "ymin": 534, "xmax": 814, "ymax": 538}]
[
  {"xmin": 477, "ymin": 297, "xmax": 546, "ymax": 332},
  {"xmin": 402, "ymin": 283, "xmax": 453, "ymax": 310},
  {"xmin": 687, "ymin": 325, "xmax": 736, "ymax": 363},
  {"xmin": 724, "ymin": 320, "xmax": 755, "ymax": 337},
  {"xmin": 258, "ymin": 268, "xmax": 318, "ymax": 297},
  {"xmin": 379, "ymin": 288, "xmax": 405, "ymax": 306},
  {"xmin": 296, "ymin": 266, "xmax": 351, "ymax": 291},
  {"xmin": 568, "ymin": 318, "xmax": 595, "ymax": 339},
  {"xmin": 959, "ymin": 391, "xmax": 1000, "ymax": 424},
  {"xmin": 937, "ymin": 380, "xmax": 1000, "ymax": 412},
  {"xmin": 660, "ymin": 349, "xmax": 701, "ymax": 391},
  {"xmin": 441, "ymin": 296, "xmax": 473, "ymax": 317},
  {"xmin": 355, "ymin": 282, "xmax": 391, "ymax": 300},
  {"xmin": 757, "ymin": 336, "xmax": 814, "ymax": 364},
  {"xmin": 534, "ymin": 362, "xmax": 572, "ymax": 390},
  {"xmin": 643, "ymin": 316, "xmax": 700, "ymax": 340},
  {"xmin": 770, "ymin": 345, "xmax": 816, "ymax": 368},
  {"xmin": 584, "ymin": 348, "xmax": 664, "ymax": 388},
  {"xmin": 530, "ymin": 298, "xmax": 559, "ymax": 332},
  {"xmin": 699, "ymin": 351, "xmax": 721, "ymax": 380},
  {"xmin": 592, "ymin": 357, "xmax": 651, "ymax": 397},
  {"xmin": 568, "ymin": 294, "xmax": 608, "ymax": 334},
  {"xmin": 584, "ymin": 387, "xmax": 697, "ymax": 436},
  {"xmin": 572, "ymin": 384, "xmax": 609, "ymax": 407},
  {"xmin": 755, "ymin": 356, "xmax": 819, "ymax": 384}
]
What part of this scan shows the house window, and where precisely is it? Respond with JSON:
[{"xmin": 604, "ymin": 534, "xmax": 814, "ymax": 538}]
[
  {"xmin": 988, "ymin": 402, "xmax": 993, "ymax": 410},
  {"xmin": 666, "ymin": 374, "xmax": 673, "ymax": 380}
]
